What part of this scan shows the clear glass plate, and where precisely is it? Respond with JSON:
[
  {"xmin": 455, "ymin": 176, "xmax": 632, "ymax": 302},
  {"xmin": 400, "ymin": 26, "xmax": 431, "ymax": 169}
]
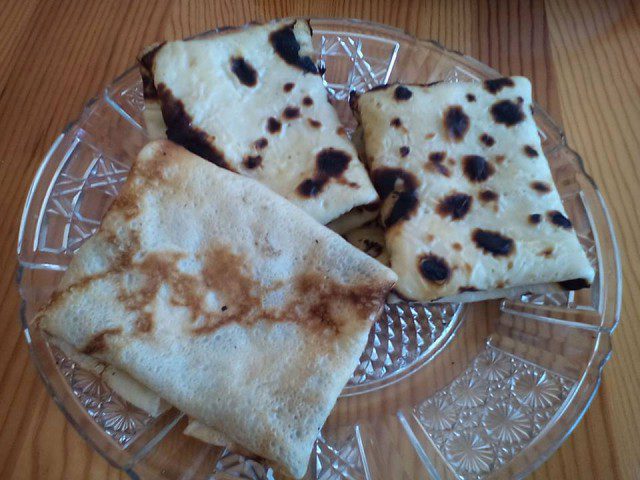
[{"xmin": 17, "ymin": 18, "xmax": 621, "ymax": 480}]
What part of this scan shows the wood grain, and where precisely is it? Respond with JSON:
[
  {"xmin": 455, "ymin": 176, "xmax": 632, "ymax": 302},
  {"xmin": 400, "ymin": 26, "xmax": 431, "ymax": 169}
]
[{"xmin": 0, "ymin": 0, "xmax": 638, "ymax": 478}]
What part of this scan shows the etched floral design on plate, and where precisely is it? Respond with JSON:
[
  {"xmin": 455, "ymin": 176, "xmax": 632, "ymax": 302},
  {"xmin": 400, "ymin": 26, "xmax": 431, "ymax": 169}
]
[
  {"xmin": 51, "ymin": 344, "xmax": 153, "ymax": 448},
  {"xmin": 445, "ymin": 431, "xmax": 494, "ymax": 474},
  {"xmin": 513, "ymin": 370, "xmax": 562, "ymax": 409},
  {"xmin": 482, "ymin": 403, "xmax": 532, "ymax": 444},
  {"xmin": 413, "ymin": 346, "xmax": 575, "ymax": 479}
]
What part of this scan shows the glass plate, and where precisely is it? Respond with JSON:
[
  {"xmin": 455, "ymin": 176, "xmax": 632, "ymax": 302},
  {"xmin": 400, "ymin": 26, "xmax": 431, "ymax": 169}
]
[{"xmin": 17, "ymin": 18, "xmax": 621, "ymax": 480}]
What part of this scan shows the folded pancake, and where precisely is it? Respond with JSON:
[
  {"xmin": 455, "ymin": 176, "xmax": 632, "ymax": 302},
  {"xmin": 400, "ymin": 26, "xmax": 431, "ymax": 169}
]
[
  {"xmin": 138, "ymin": 19, "xmax": 378, "ymax": 225},
  {"xmin": 37, "ymin": 140, "xmax": 396, "ymax": 478},
  {"xmin": 351, "ymin": 77, "xmax": 594, "ymax": 302}
]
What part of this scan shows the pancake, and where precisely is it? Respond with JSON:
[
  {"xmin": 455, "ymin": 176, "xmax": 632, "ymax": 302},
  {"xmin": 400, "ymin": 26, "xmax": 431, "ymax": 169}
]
[
  {"xmin": 343, "ymin": 222, "xmax": 389, "ymax": 267},
  {"xmin": 139, "ymin": 19, "xmax": 378, "ymax": 225},
  {"xmin": 37, "ymin": 140, "xmax": 396, "ymax": 478},
  {"xmin": 351, "ymin": 77, "xmax": 594, "ymax": 301}
]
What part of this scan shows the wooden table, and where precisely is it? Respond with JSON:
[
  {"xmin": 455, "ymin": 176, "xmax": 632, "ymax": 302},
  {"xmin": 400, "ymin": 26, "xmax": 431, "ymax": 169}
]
[{"xmin": 0, "ymin": 1, "xmax": 638, "ymax": 479}]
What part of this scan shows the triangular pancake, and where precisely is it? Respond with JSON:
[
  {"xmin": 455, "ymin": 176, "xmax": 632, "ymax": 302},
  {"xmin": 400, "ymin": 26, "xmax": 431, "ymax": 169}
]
[
  {"xmin": 37, "ymin": 140, "xmax": 396, "ymax": 478},
  {"xmin": 139, "ymin": 19, "xmax": 378, "ymax": 225},
  {"xmin": 351, "ymin": 77, "xmax": 593, "ymax": 301}
]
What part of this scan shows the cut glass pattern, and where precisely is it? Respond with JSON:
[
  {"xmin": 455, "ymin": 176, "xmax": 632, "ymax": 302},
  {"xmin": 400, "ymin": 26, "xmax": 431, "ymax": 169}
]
[{"xmin": 414, "ymin": 345, "xmax": 575, "ymax": 479}]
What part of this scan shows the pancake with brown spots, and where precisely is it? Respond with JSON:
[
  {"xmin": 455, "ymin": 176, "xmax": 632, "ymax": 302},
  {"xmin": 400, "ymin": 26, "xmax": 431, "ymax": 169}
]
[
  {"xmin": 37, "ymin": 141, "xmax": 396, "ymax": 479},
  {"xmin": 138, "ymin": 19, "xmax": 377, "ymax": 225},
  {"xmin": 352, "ymin": 76, "xmax": 594, "ymax": 302}
]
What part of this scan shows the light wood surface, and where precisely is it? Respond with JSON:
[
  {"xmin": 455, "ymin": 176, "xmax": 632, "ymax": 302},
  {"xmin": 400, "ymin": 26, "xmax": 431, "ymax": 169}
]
[{"xmin": 0, "ymin": 1, "xmax": 638, "ymax": 479}]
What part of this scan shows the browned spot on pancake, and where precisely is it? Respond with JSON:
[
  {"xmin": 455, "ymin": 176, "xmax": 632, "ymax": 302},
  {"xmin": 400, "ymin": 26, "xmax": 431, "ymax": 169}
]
[
  {"xmin": 110, "ymin": 189, "xmax": 140, "ymax": 220},
  {"xmin": 370, "ymin": 167, "xmax": 419, "ymax": 228},
  {"xmin": 283, "ymin": 106, "xmax": 301, "ymax": 119},
  {"xmin": 269, "ymin": 23, "xmax": 318, "ymax": 74},
  {"xmin": 491, "ymin": 99, "xmax": 525, "ymax": 126},
  {"xmin": 531, "ymin": 181, "xmax": 551, "ymax": 193},
  {"xmin": 308, "ymin": 118, "xmax": 322, "ymax": 128},
  {"xmin": 426, "ymin": 151, "xmax": 451, "ymax": 177},
  {"xmin": 302, "ymin": 96, "xmax": 314, "ymax": 106},
  {"xmin": 425, "ymin": 132, "xmax": 436, "ymax": 140},
  {"xmin": 297, "ymin": 148, "xmax": 352, "ymax": 197},
  {"xmin": 459, "ymin": 286, "xmax": 479, "ymax": 293},
  {"xmin": 480, "ymin": 133, "xmax": 495, "ymax": 147},
  {"xmin": 479, "ymin": 190, "xmax": 498, "ymax": 202},
  {"xmin": 157, "ymin": 84, "xmax": 231, "ymax": 170},
  {"xmin": 462, "ymin": 155, "xmax": 495, "ymax": 182},
  {"xmin": 290, "ymin": 272, "xmax": 389, "ymax": 334},
  {"xmin": 495, "ymin": 155, "xmax": 506, "ymax": 165},
  {"xmin": 283, "ymin": 82, "xmax": 295, "ymax": 92},
  {"xmin": 418, "ymin": 254, "xmax": 451, "ymax": 285},
  {"xmin": 371, "ymin": 167, "xmax": 417, "ymax": 200},
  {"xmin": 138, "ymin": 43, "xmax": 165, "ymax": 100},
  {"xmin": 484, "ymin": 77, "xmax": 515, "ymax": 94},
  {"xmin": 50, "ymin": 235, "xmax": 305, "ymax": 340},
  {"xmin": 394, "ymin": 85, "xmax": 413, "ymax": 100},
  {"xmin": 116, "ymin": 252, "xmax": 201, "ymax": 330},
  {"xmin": 297, "ymin": 178, "xmax": 323, "ymax": 197},
  {"xmin": 243, "ymin": 155, "xmax": 262, "ymax": 169},
  {"xmin": 472, "ymin": 228, "xmax": 515, "ymax": 257},
  {"xmin": 524, "ymin": 145, "xmax": 539, "ymax": 157},
  {"xmin": 529, "ymin": 213, "xmax": 542, "ymax": 225},
  {"xmin": 253, "ymin": 137, "xmax": 268, "ymax": 150},
  {"xmin": 267, "ymin": 117, "xmax": 282, "ymax": 133},
  {"xmin": 507, "ymin": 261, "xmax": 514, "ymax": 270},
  {"xmin": 436, "ymin": 192, "xmax": 473, "ymax": 220},
  {"xmin": 390, "ymin": 117, "xmax": 403, "ymax": 128},
  {"xmin": 558, "ymin": 278, "xmax": 591, "ymax": 290},
  {"xmin": 464, "ymin": 263, "xmax": 473, "ymax": 274},
  {"xmin": 466, "ymin": 93, "xmax": 476, "ymax": 102},
  {"xmin": 191, "ymin": 247, "xmax": 265, "ymax": 335},
  {"xmin": 496, "ymin": 281, "xmax": 506, "ymax": 289},
  {"xmin": 135, "ymin": 314, "xmax": 153, "ymax": 333},
  {"xmin": 336, "ymin": 126, "xmax": 347, "ymax": 136},
  {"xmin": 230, "ymin": 57, "xmax": 257, "ymax": 87},
  {"xmin": 443, "ymin": 106, "xmax": 470, "ymax": 142},
  {"xmin": 81, "ymin": 328, "xmax": 123, "ymax": 355},
  {"xmin": 399, "ymin": 146, "xmax": 410, "ymax": 157},
  {"xmin": 429, "ymin": 152, "xmax": 445, "ymax": 163},
  {"xmin": 547, "ymin": 210, "xmax": 572, "ymax": 229},
  {"xmin": 452, "ymin": 242, "xmax": 463, "ymax": 251},
  {"xmin": 539, "ymin": 247, "xmax": 554, "ymax": 258},
  {"xmin": 317, "ymin": 148, "xmax": 351, "ymax": 176}
]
